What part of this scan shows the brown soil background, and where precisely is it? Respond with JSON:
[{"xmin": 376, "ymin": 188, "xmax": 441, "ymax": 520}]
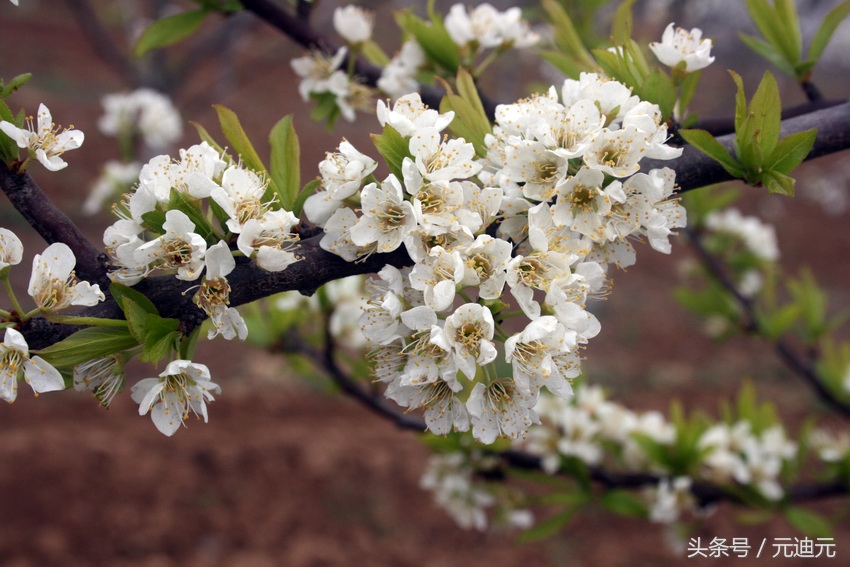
[{"xmin": 1, "ymin": 1, "xmax": 850, "ymax": 566}]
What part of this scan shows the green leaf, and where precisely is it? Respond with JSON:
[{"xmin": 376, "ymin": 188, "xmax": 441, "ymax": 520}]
[
  {"xmin": 0, "ymin": 73, "xmax": 32, "ymax": 98},
  {"xmin": 36, "ymin": 326, "xmax": 138, "ymax": 368},
  {"xmin": 600, "ymin": 490, "xmax": 647, "ymax": 518},
  {"xmin": 784, "ymin": 507, "xmax": 833, "ymax": 539},
  {"xmin": 0, "ymin": 99, "xmax": 18, "ymax": 164},
  {"xmin": 440, "ymin": 69, "xmax": 491, "ymax": 156},
  {"xmin": 517, "ymin": 508, "xmax": 576, "ymax": 543},
  {"xmin": 678, "ymin": 70, "xmax": 702, "ymax": 116},
  {"xmin": 678, "ymin": 129, "xmax": 743, "ymax": 178},
  {"xmin": 808, "ymin": 0, "xmax": 850, "ymax": 63},
  {"xmin": 738, "ymin": 33, "xmax": 796, "ymax": 77},
  {"xmin": 371, "ymin": 124, "xmax": 411, "ymax": 180},
  {"xmin": 610, "ymin": 0, "xmax": 636, "ymax": 46},
  {"xmin": 758, "ymin": 303, "xmax": 801, "ymax": 340},
  {"xmin": 168, "ymin": 189, "xmax": 216, "ymax": 240},
  {"xmin": 361, "ymin": 40, "xmax": 390, "ymax": 67},
  {"xmin": 269, "ymin": 115, "xmax": 300, "ymax": 211},
  {"xmin": 775, "ymin": 0, "xmax": 803, "ymax": 65},
  {"xmin": 761, "ymin": 170, "xmax": 795, "ymax": 197},
  {"xmin": 291, "ymin": 178, "xmax": 321, "ymax": 219},
  {"xmin": 746, "ymin": 71, "xmax": 782, "ymax": 159},
  {"xmin": 110, "ymin": 282, "xmax": 159, "ymax": 316},
  {"xmin": 539, "ymin": 50, "xmax": 585, "ymax": 80},
  {"xmin": 395, "ymin": 10, "xmax": 459, "ymax": 73},
  {"xmin": 213, "ymin": 104, "xmax": 266, "ymax": 174},
  {"xmin": 140, "ymin": 316, "xmax": 181, "ymax": 363},
  {"xmin": 134, "ymin": 9, "xmax": 209, "ymax": 57},
  {"xmin": 766, "ymin": 129, "xmax": 816, "ymax": 174},
  {"xmin": 540, "ymin": 0, "xmax": 595, "ymax": 69},
  {"xmin": 124, "ymin": 298, "xmax": 153, "ymax": 344},
  {"xmin": 638, "ymin": 69, "xmax": 676, "ymax": 120},
  {"xmin": 744, "ymin": 0, "xmax": 798, "ymax": 66},
  {"xmin": 189, "ymin": 121, "xmax": 227, "ymax": 155}
]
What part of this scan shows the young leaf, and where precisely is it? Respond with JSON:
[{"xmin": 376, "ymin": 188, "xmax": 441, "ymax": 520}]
[
  {"xmin": 134, "ymin": 9, "xmax": 209, "ymax": 57},
  {"xmin": 747, "ymin": 71, "xmax": 782, "ymax": 159},
  {"xmin": 517, "ymin": 508, "xmax": 576, "ymax": 543},
  {"xmin": 600, "ymin": 490, "xmax": 647, "ymax": 518},
  {"xmin": 269, "ymin": 115, "xmax": 300, "ymax": 210},
  {"xmin": 766, "ymin": 129, "xmax": 816, "ymax": 174},
  {"xmin": 36, "ymin": 327, "xmax": 138, "ymax": 368},
  {"xmin": 213, "ymin": 104, "xmax": 267, "ymax": 175},
  {"xmin": 761, "ymin": 170, "xmax": 795, "ymax": 197},
  {"xmin": 678, "ymin": 129, "xmax": 744, "ymax": 178},
  {"xmin": 784, "ymin": 507, "xmax": 833, "ymax": 539},
  {"xmin": 291, "ymin": 178, "xmax": 321, "ymax": 219},
  {"xmin": 371, "ymin": 124, "xmax": 411, "ymax": 180},
  {"xmin": 540, "ymin": 0, "xmax": 595, "ymax": 69},
  {"xmin": 610, "ymin": 0, "xmax": 636, "ymax": 46},
  {"xmin": 110, "ymin": 282, "xmax": 159, "ymax": 316},
  {"xmin": 0, "ymin": 73, "xmax": 32, "ymax": 98},
  {"xmin": 189, "ymin": 121, "xmax": 227, "ymax": 155},
  {"xmin": 808, "ymin": 0, "xmax": 850, "ymax": 64}
]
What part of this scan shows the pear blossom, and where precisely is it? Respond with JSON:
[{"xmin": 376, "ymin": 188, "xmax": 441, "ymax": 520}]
[
  {"xmin": 649, "ymin": 23, "xmax": 715, "ymax": 72},
  {"xmin": 210, "ymin": 166, "xmax": 269, "ymax": 233},
  {"xmin": 349, "ymin": 174, "xmax": 417, "ymax": 253},
  {"xmin": 467, "ymin": 380, "xmax": 538, "ymax": 444},
  {"xmin": 194, "ymin": 241, "xmax": 247, "ymax": 341},
  {"xmin": 407, "ymin": 127, "xmax": 481, "ymax": 182},
  {"xmin": 98, "ymin": 88, "xmax": 182, "ymax": 150},
  {"xmin": 236, "ymin": 209, "xmax": 300, "ymax": 271},
  {"xmin": 0, "ymin": 228, "xmax": 23, "ymax": 270},
  {"xmin": 444, "ymin": 3, "xmax": 539, "ymax": 53},
  {"xmin": 137, "ymin": 142, "xmax": 226, "ymax": 202},
  {"xmin": 73, "ymin": 355, "xmax": 125, "ymax": 408},
  {"xmin": 134, "ymin": 209, "xmax": 207, "ymax": 280},
  {"xmin": 28, "ymin": 242, "xmax": 105, "ymax": 310},
  {"xmin": 0, "ymin": 103, "xmax": 84, "ymax": 171},
  {"xmin": 0, "ymin": 328, "xmax": 64, "ymax": 403},
  {"xmin": 291, "ymin": 47, "xmax": 348, "ymax": 102},
  {"xmin": 430, "ymin": 303, "xmax": 497, "ymax": 380},
  {"xmin": 377, "ymin": 93, "xmax": 455, "ymax": 138},
  {"xmin": 377, "ymin": 40, "xmax": 426, "ymax": 100},
  {"xmin": 504, "ymin": 316, "xmax": 576, "ymax": 399},
  {"xmin": 333, "ymin": 5, "xmax": 374, "ymax": 44},
  {"xmin": 83, "ymin": 160, "xmax": 142, "ymax": 215},
  {"xmin": 131, "ymin": 359, "xmax": 221, "ymax": 436}
]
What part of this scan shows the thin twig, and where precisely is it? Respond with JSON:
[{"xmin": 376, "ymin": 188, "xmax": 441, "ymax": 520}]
[{"xmin": 685, "ymin": 226, "xmax": 850, "ymax": 419}]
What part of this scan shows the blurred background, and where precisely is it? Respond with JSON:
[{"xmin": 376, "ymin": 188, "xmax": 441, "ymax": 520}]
[{"xmin": 1, "ymin": 0, "xmax": 850, "ymax": 565}]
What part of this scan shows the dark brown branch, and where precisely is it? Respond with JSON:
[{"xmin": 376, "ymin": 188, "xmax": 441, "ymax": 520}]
[
  {"xmin": 0, "ymin": 167, "xmax": 107, "ymax": 284},
  {"xmin": 657, "ymin": 103, "xmax": 850, "ymax": 194}
]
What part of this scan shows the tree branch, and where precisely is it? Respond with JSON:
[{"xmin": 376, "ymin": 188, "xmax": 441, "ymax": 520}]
[
  {"xmin": 663, "ymin": 103, "xmax": 850, "ymax": 194},
  {"xmin": 0, "ymin": 167, "xmax": 107, "ymax": 284},
  {"xmin": 685, "ymin": 226, "xmax": 850, "ymax": 419}
]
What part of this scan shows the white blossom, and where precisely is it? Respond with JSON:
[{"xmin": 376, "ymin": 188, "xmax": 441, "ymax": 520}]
[
  {"xmin": 0, "ymin": 103, "xmax": 84, "ymax": 171},
  {"xmin": 28, "ymin": 242, "xmax": 104, "ymax": 310},
  {"xmin": 0, "ymin": 228, "xmax": 23, "ymax": 270},
  {"xmin": 649, "ymin": 23, "xmax": 715, "ymax": 72},
  {"xmin": 131, "ymin": 359, "xmax": 220, "ymax": 436},
  {"xmin": 0, "ymin": 328, "xmax": 64, "ymax": 403},
  {"xmin": 333, "ymin": 5, "xmax": 374, "ymax": 44}
]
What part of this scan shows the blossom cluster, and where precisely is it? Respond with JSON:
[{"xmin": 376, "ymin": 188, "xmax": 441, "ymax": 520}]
[
  {"xmin": 308, "ymin": 72, "xmax": 686, "ymax": 444},
  {"xmin": 98, "ymin": 88, "xmax": 183, "ymax": 151},
  {"xmin": 0, "ymin": 229, "xmax": 104, "ymax": 403},
  {"xmin": 103, "ymin": 141, "xmax": 300, "ymax": 340},
  {"xmin": 293, "ymin": 3, "xmax": 540, "ymax": 115}
]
